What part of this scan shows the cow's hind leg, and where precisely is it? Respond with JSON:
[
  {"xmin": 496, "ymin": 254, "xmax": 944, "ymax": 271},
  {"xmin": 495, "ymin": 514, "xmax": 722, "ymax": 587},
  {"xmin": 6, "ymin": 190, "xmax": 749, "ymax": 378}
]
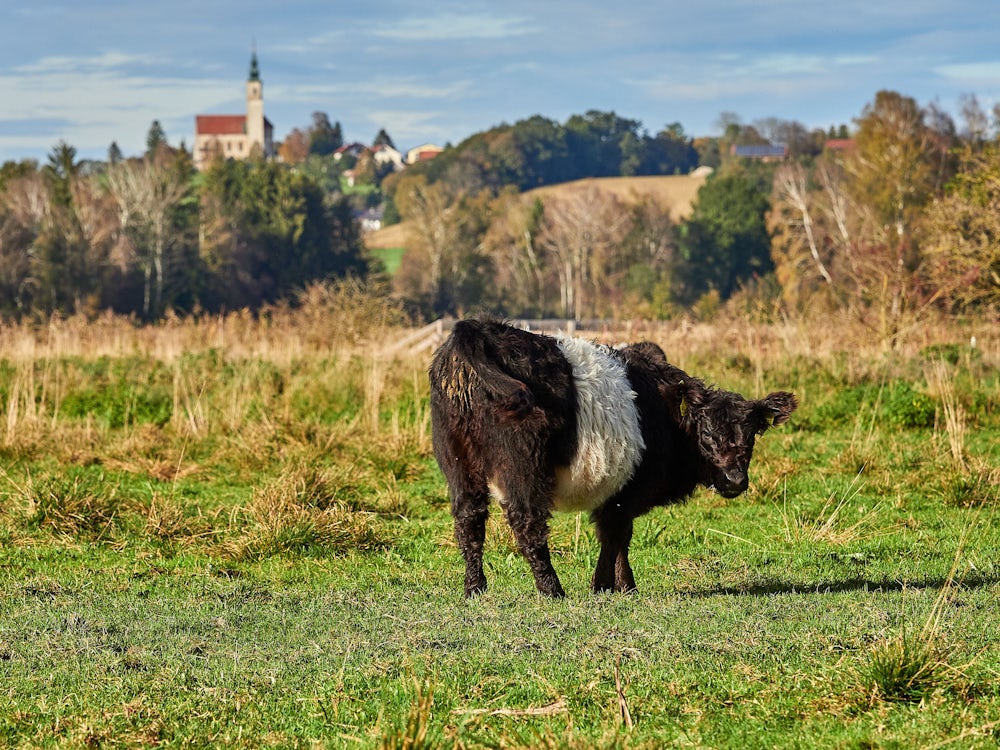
[
  {"xmin": 591, "ymin": 508, "xmax": 636, "ymax": 594},
  {"xmin": 500, "ymin": 486, "xmax": 565, "ymax": 598},
  {"xmin": 452, "ymin": 484, "xmax": 490, "ymax": 597}
]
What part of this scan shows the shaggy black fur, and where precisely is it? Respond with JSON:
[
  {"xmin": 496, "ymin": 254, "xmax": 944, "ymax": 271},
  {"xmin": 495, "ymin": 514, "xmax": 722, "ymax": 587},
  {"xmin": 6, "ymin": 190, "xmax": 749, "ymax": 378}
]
[{"xmin": 429, "ymin": 316, "xmax": 797, "ymax": 597}]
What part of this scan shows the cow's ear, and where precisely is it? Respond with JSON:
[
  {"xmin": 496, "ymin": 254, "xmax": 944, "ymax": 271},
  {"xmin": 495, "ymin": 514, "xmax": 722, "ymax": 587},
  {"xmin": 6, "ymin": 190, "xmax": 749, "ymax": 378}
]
[
  {"xmin": 672, "ymin": 380, "xmax": 703, "ymax": 421},
  {"xmin": 755, "ymin": 391, "xmax": 797, "ymax": 431}
]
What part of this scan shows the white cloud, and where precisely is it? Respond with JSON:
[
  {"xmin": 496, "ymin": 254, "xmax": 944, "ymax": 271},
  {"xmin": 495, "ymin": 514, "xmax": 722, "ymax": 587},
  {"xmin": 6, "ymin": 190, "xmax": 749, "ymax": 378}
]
[
  {"xmin": 372, "ymin": 11, "xmax": 540, "ymax": 41},
  {"xmin": 276, "ymin": 76, "xmax": 471, "ymax": 104},
  {"xmin": 14, "ymin": 51, "xmax": 166, "ymax": 75},
  {"xmin": 0, "ymin": 68, "xmax": 237, "ymax": 158},
  {"xmin": 936, "ymin": 61, "xmax": 1000, "ymax": 82}
]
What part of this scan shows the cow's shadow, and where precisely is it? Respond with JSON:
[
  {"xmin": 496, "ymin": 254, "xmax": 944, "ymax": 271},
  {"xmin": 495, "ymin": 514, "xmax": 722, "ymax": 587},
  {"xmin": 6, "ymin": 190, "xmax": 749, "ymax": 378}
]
[{"xmin": 683, "ymin": 573, "xmax": 1000, "ymax": 598}]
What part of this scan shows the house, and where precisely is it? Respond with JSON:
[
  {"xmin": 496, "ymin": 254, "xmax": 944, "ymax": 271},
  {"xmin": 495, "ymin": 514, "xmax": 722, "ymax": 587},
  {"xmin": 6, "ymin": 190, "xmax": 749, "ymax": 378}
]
[
  {"xmin": 824, "ymin": 139, "xmax": 856, "ymax": 152},
  {"xmin": 373, "ymin": 144, "xmax": 404, "ymax": 171},
  {"xmin": 406, "ymin": 143, "xmax": 444, "ymax": 164},
  {"xmin": 333, "ymin": 143, "xmax": 366, "ymax": 161},
  {"xmin": 356, "ymin": 207, "xmax": 384, "ymax": 232},
  {"xmin": 193, "ymin": 52, "xmax": 275, "ymax": 170},
  {"xmin": 730, "ymin": 143, "xmax": 788, "ymax": 161}
]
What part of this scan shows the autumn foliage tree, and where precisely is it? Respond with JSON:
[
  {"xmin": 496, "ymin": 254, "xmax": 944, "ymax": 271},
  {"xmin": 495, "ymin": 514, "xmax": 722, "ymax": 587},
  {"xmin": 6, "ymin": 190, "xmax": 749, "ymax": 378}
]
[
  {"xmin": 924, "ymin": 139, "xmax": 1000, "ymax": 310},
  {"xmin": 769, "ymin": 90, "xmax": 958, "ymax": 342},
  {"xmin": 392, "ymin": 175, "xmax": 494, "ymax": 316},
  {"xmin": 480, "ymin": 189, "xmax": 548, "ymax": 316}
]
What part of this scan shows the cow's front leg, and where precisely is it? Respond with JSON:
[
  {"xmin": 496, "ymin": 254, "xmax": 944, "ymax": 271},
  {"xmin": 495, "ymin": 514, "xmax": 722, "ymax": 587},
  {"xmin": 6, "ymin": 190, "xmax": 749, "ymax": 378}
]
[
  {"xmin": 591, "ymin": 506, "xmax": 636, "ymax": 593},
  {"xmin": 452, "ymin": 486, "xmax": 490, "ymax": 597},
  {"xmin": 501, "ymin": 493, "xmax": 565, "ymax": 598}
]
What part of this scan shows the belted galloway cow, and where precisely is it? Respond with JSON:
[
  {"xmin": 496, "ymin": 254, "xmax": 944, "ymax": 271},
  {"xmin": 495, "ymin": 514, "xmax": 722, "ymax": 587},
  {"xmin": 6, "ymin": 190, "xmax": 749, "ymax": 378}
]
[{"xmin": 429, "ymin": 316, "xmax": 797, "ymax": 597}]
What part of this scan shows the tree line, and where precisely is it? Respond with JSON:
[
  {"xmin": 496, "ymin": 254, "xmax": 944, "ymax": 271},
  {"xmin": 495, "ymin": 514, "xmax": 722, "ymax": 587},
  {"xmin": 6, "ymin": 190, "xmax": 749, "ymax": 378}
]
[
  {"xmin": 1, "ymin": 93, "xmax": 998, "ymax": 335},
  {"xmin": 0, "ymin": 136, "xmax": 367, "ymax": 319},
  {"xmin": 388, "ymin": 92, "xmax": 1000, "ymax": 341},
  {"xmin": 400, "ymin": 111, "xmax": 700, "ymax": 193}
]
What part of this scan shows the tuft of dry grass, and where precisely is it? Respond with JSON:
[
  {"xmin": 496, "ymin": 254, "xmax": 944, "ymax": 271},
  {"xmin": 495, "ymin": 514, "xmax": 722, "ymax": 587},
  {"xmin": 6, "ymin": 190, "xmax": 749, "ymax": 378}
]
[
  {"xmin": 779, "ymin": 471, "xmax": 887, "ymax": 546},
  {"xmin": 378, "ymin": 678, "xmax": 440, "ymax": 750},
  {"xmin": 142, "ymin": 494, "xmax": 218, "ymax": 548},
  {"xmin": 926, "ymin": 359, "xmax": 967, "ymax": 470},
  {"xmin": 1, "ymin": 468, "xmax": 130, "ymax": 539},
  {"xmin": 855, "ymin": 531, "xmax": 977, "ymax": 708},
  {"xmin": 219, "ymin": 465, "xmax": 387, "ymax": 561}
]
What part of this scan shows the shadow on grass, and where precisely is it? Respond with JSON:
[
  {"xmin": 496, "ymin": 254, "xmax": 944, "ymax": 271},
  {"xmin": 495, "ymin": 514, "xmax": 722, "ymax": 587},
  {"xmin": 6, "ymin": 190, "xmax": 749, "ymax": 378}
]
[{"xmin": 686, "ymin": 574, "xmax": 1000, "ymax": 598}]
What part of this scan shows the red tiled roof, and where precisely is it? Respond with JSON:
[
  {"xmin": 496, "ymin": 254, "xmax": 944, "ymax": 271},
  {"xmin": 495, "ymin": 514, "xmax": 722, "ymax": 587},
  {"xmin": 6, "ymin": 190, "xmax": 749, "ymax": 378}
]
[{"xmin": 196, "ymin": 115, "xmax": 246, "ymax": 136}]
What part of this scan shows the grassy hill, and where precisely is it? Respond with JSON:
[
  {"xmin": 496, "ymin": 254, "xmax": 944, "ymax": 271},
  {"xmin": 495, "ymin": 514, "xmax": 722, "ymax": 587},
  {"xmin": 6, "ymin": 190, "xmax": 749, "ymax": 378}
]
[
  {"xmin": 363, "ymin": 172, "xmax": 709, "ymax": 254},
  {"xmin": 525, "ymin": 172, "xmax": 709, "ymax": 222}
]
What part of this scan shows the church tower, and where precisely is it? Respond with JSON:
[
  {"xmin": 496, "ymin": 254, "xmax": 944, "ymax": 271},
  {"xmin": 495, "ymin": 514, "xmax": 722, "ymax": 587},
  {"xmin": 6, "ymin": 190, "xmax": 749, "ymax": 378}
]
[{"xmin": 245, "ymin": 50, "xmax": 265, "ymax": 155}]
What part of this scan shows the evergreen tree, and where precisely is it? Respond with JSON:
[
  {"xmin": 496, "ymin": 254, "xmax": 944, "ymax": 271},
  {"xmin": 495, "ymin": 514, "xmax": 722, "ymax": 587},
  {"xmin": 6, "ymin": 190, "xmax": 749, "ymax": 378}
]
[
  {"xmin": 373, "ymin": 129, "xmax": 395, "ymax": 149},
  {"xmin": 309, "ymin": 112, "xmax": 343, "ymax": 156},
  {"xmin": 676, "ymin": 171, "xmax": 773, "ymax": 304},
  {"xmin": 146, "ymin": 120, "xmax": 167, "ymax": 158}
]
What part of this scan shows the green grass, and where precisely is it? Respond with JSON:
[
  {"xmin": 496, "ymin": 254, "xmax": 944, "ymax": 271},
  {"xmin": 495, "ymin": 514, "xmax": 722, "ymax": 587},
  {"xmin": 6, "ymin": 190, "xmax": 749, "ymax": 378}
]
[
  {"xmin": 369, "ymin": 246, "xmax": 406, "ymax": 276},
  {"xmin": 1, "ymin": 320, "xmax": 999, "ymax": 748}
]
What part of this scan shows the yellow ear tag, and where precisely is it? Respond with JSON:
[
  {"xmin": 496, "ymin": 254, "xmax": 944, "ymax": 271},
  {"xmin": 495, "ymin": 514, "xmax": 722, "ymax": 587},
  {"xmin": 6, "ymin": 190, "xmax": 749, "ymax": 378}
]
[
  {"xmin": 679, "ymin": 398, "xmax": 689, "ymax": 418},
  {"xmin": 767, "ymin": 414, "xmax": 775, "ymax": 427}
]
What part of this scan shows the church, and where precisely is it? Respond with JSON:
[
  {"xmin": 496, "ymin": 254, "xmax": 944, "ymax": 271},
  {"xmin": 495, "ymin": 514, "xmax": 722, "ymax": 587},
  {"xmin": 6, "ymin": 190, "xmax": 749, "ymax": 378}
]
[{"xmin": 193, "ymin": 53, "xmax": 275, "ymax": 170}]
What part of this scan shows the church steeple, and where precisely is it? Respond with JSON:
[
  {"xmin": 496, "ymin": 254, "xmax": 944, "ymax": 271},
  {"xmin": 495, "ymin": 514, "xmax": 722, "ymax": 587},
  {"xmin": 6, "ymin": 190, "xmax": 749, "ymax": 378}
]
[
  {"xmin": 248, "ymin": 47, "xmax": 261, "ymax": 83},
  {"xmin": 246, "ymin": 46, "xmax": 265, "ymax": 155}
]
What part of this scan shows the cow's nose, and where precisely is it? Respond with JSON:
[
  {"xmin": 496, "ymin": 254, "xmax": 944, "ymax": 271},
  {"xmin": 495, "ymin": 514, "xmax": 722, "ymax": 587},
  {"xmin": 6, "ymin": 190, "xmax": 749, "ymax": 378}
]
[{"xmin": 719, "ymin": 471, "xmax": 748, "ymax": 497}]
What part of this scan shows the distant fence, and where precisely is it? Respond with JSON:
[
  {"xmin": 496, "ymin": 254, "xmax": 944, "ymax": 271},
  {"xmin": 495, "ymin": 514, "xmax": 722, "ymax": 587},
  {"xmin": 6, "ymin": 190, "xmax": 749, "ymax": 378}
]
[{"xmin": 380, "ymin": 318, "xmax": 616, "ymax": 358}]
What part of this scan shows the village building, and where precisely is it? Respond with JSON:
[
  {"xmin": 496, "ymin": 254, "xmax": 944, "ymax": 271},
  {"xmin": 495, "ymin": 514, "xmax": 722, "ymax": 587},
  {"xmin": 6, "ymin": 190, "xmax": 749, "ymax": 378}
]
[
  {"xmin": 333, "ymin": 143, "xmax": 367, "ymax": 161},
  {"xmin": 406, "ymin": 143, "xmax": 444, "ymax": 164},
  {"xmin": 372, "ymin": 143, "xmax": 405, "ymax": 170},
  {"xmin": 193, "ymin": 53, "xmax": 275, "ymax": 170},
  {"xmin": 730, "ymin": 143, "xmax": 788, "ymax": 161}
]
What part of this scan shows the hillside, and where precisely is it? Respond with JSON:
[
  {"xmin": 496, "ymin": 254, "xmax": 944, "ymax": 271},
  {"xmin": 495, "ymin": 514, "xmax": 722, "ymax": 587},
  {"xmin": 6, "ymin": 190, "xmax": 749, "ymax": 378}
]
[
  {"xmin": 525, "ymin": 172, "xmax": 709, "ymax": 222},
  {"xmin": 363, "ymin": 172, "xmax": 709, "ymax": 251}
]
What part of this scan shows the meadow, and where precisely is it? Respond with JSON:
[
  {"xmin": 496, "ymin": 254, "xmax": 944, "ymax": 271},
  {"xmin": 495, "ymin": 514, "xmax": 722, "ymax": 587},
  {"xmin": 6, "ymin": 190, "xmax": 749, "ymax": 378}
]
[{"xmin": 1, "ymin": 293, "xmax": 998, "ymax": 748}]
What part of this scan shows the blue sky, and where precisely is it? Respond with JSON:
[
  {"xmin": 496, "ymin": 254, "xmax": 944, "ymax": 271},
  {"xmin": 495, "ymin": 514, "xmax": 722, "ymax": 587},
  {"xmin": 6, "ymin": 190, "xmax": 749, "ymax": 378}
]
[{"xmin": 2, "ymin": 1, "xmax": 1000, "ymax": 163}]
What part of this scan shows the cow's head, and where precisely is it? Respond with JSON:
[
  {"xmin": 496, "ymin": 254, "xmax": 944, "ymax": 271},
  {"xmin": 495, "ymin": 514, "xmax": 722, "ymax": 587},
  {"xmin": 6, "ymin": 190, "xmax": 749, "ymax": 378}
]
[{"xmin": 677, "ymin": 384, "xmax": 797, "ymax": 498}]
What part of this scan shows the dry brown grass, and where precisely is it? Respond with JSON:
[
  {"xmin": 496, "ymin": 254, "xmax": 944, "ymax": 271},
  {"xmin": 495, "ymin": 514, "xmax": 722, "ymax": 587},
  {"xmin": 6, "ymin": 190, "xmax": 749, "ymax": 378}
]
[
  {"xmin": 364, "ymin": 173, "xmax": 709, "ymax": 252},
  {"xmin": 219, "ymin": 464, "xmax": 387, "ymax": 561},
  {"xmin": 0, "ymin": 467, "xmax": 132, "ymax": 539},
  {"xmin": 365, "ymin": 221, "xmax": 410, "ymax": 250},
  {"xmin": 0, "ymin": 278, "xmax": 410, "ymax": 365},
  {"xmin": 527, "ymin": 173, "xmax": 709, "ymax": 221}
]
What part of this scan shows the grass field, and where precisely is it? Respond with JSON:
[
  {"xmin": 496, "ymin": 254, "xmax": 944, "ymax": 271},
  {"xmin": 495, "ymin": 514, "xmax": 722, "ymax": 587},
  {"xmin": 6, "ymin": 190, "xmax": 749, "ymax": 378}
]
[{"xmin": 1, "ymin": 302, "xmax": 999, "ymax": 748}]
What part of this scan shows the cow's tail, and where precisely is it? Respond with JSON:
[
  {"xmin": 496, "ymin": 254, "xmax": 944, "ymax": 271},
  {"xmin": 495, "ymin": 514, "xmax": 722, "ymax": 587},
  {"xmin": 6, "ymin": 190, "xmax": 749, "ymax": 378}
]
[{"xmin": 446, "ymin": 319, "xmax": 535, "ymax": 419}]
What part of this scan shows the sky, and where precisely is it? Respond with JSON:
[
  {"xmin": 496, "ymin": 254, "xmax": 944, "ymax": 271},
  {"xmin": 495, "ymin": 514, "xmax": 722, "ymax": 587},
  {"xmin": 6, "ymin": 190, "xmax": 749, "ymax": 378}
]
[{"xmin": 3, "ymin": 1, "xmax": 1000, "ymax": 164}]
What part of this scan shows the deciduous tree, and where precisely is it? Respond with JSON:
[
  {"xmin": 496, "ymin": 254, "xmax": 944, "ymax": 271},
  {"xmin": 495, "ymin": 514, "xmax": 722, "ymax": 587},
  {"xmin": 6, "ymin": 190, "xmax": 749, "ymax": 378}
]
[
  {"xmin": 676, "ymin": 171, "xmax": 772, "ymax": 306},
  {"xmin": 537, "ymin": 185, "xmax": 630, "ymax": 319},
  {"xmin": 106, "ymin": 154, "xmax": 192, "ymax": 317},
  {"xmin": 924, "ymin": 140, "xmax": 1000, "ymax": 310},
  {"xmin": 393, "ymin": 176, "xmax": 493, "ymax": 316}
]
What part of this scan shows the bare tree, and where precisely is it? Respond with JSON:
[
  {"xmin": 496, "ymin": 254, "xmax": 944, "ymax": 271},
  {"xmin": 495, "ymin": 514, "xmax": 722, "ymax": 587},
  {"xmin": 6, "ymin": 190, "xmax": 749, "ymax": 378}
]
[
  {"xmin": 0, "ymin": 173, "xmax": 49, "ymax": 311},
  {"xmin": 772, "ymin": 163, "xmax": 834, "ymax": 293},
  {"xmin": 393, "ymin": 176, "xmax": 460, "ymax": 312},
  {"xmin": 481, "ymin": 190, "xmax": 547, "ymax": 316},
  {"xmin": 538, "ymin": 185, "xmax": 630, "ymax": 319},
  {"xmin": 106, "ymin": 158, "xmax": 189, "ymax": 317}
]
